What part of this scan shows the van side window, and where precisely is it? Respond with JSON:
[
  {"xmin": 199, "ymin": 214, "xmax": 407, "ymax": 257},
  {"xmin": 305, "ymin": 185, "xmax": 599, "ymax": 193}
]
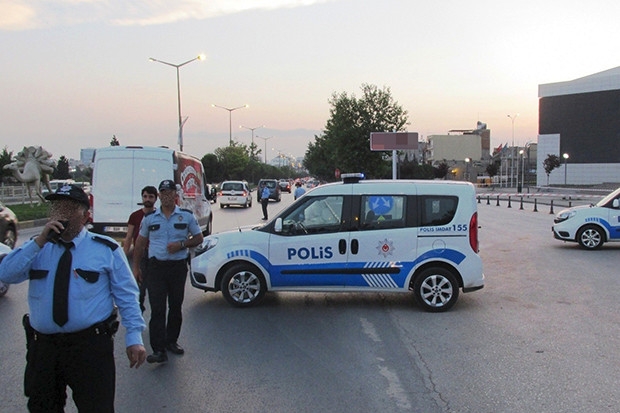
[
  {"xmin": 420, "ymin": 196, "xmax": 458, "ymax": 226},
  {"xmin": 360, "ymin": 195, "xmax": 406, "ymax": 230},
  {"xmin": 280, "ymin": 196, "xmax": 344, "ymax": 236}
]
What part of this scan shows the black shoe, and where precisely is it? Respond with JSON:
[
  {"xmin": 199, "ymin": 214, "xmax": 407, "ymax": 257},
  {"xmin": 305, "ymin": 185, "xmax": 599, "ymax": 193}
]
[
  {"xmin": 146, "ymin": 351, "xmax": 168, "ymax": 363},
  {"xmin": 261, "ymin": 217, "xmax": 267, "ymax": 220},
  {"xmin": 166, "ymin": 342, "xmax": 185, "ymax": 355}
]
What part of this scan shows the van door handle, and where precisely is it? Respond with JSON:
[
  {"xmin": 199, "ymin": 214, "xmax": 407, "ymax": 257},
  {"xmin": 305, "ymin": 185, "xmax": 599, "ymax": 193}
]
[
  {"xmin": 351, "ymin": 239, "xmax": 359, "ymax": 255},
  {"xmin": 339, "ymin": 239, "xmax": 346, "ymax": 254}
]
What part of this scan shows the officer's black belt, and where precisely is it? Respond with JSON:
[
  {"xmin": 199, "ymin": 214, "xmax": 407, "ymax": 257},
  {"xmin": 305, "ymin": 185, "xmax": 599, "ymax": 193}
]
[
  {"xmin": 149, "ymin": 257, "xmax": 187, "ymax": 267},
  {"xmin": 31, "ymin": 310, "xmax": 118, "ymax": 342}
]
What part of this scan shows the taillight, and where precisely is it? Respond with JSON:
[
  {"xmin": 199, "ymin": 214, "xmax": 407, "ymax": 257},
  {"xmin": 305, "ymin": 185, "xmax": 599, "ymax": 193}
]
[{"xmin": 469, "ymin": 212, "xmax": 479, "ymax": 253}]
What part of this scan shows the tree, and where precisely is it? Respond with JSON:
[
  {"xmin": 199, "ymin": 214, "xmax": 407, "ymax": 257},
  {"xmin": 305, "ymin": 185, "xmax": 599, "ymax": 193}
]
[
  {"xmin": 110, "ymin": 135, "xmax": 120, "ymax": 146},
  {"xmin": 53, "ymin": 155, "xmax": 71, "ymax": 179},
  {"xmin": 486, "ymin": 161, "xmax": 499, "ymax": 185},
  {"xmin": 434, "ymin": 162, "xmax": 449, "ymax": 179},
  {"xmin": 201, "ymin": 153, "xmax": 222, "ymax": 183},
  {"xmin": 304, "ymin": 84, "xmax": 409, "ymax": 180},
  {"xmin": 0, "ymin": 146, "xmax": 13, "ymax": 183},
  {"xmin": 213, "ymin": 142, "xmax": 251, "ymax": 181},
  {"xmin": 543, "ymin": 154, "xmax": 561, "ymax": 185}
]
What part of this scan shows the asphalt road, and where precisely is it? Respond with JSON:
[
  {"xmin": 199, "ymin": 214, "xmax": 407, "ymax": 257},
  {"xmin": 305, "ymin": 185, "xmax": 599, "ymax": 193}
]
[{"xmin": 1, "ymin": 190, "xmax": 619, "ymax": 412}]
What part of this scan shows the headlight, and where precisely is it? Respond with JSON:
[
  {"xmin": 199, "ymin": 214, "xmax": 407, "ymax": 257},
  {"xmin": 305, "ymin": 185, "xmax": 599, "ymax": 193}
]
[
  {"xmin": 554, "ymin": 210, "xmax": 576, "ymax": 223},
  {"xmin": 193, "ymin": 237, "xmax": 218, "ymax": 258}
]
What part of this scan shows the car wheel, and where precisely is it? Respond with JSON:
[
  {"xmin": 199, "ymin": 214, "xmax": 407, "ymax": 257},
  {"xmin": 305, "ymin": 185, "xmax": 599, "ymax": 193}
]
[
  {"xmin": 220, "ymin": 203, "xmax": 225, "ymax": 208},
  {"xmin": 2, "ymin": 228, "xmax": 16, "ymax": 249},
  {"xmin": 412, "ymin": 267, "xmax": 459, "ymax": 312},
  {"xmin": 221, "ymin": 264, "xmax": 266, "ymax": 307},
  {"xmin": 577, "ymin": 225, "xmax": 604, "ymax": 250}
]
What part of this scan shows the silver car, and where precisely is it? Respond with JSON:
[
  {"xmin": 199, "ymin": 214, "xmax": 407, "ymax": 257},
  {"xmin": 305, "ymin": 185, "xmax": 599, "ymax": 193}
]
[{"xmin": 218, "ymin": 181, "xmax": 252, "ymax": 208}]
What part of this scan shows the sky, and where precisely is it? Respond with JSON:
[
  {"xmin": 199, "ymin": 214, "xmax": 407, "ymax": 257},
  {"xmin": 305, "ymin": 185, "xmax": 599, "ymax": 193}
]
[{"xmin": 1, "ymin": 0, "xmax": 619, "ymax": 163}]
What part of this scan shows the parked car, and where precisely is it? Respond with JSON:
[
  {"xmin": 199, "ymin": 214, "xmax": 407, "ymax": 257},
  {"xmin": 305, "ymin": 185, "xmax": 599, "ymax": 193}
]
[
  {"xmin": 0, "ymin": 201, "xmax": 18, "ymax": 249},
  {"xmin": 278, "ymin": 179, "xmax": 291, "ymax": 193},
  {"xmin": 552, "ymin": 186, "xmax": 620, "ymax": 249},
  {"xmin": 257, "ymin": 179, "xmax": 281, "ymax": 202},
  {"xmin": 218, "ymin": 181, "xmax": 252, "ymax": 208}
]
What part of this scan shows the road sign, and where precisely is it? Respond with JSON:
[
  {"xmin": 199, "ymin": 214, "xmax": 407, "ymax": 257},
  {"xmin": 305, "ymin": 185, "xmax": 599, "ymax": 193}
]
[{"xmin": 370, "ymin": 132, "xmax": 418, "ymax": 151}]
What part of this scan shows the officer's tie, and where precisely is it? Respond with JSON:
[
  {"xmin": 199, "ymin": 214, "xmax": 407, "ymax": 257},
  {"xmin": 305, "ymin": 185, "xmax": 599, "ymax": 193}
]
[{"xmin": 53, "ymin": 241, "xmax": 74, "ymax": 326}]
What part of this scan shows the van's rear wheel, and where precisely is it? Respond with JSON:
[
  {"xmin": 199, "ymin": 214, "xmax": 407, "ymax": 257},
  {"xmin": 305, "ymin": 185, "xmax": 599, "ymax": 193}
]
[
  {"xmin": 412, "ymin": 267, "xmax": 459, "ymax": 312},
  {"xmin": 221, "ymin": 263, "xmax": 266, "ymax": 307}
]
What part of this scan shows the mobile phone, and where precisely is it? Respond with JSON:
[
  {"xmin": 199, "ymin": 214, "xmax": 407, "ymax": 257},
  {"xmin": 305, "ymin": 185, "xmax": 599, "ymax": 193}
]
[{"xmin": 47, "ymin": 220, "xmax": 69, "ymax": 244}]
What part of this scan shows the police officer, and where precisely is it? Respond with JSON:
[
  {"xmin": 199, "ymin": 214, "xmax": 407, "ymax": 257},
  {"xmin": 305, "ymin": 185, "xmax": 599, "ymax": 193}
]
[
  {"xmin": 0, "ymin": 184, "xmax": 146, "ymax": 412},
  {"xmin": 133, "ymin": 180, "xmax": 204, "ymax": 363}
]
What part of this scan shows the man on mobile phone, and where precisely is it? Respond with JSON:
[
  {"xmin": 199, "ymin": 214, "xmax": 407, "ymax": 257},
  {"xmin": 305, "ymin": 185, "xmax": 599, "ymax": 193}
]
[{"xmin": 0, "ymin": 184, "xmax": 146, "ymax": 412}]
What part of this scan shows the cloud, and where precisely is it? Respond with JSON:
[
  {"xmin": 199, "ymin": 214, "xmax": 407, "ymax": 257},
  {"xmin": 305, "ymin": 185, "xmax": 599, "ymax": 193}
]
[{"xmin": 0, "ymin": 0, "xmax": 335, "ymax": 30}]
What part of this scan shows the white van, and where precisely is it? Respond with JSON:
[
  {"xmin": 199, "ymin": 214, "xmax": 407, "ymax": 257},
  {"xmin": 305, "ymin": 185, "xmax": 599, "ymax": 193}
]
[
  {"xmin": 190, "ymin": 174, "xmax": 484, "ymax": 312},
  {"xmin": 90, "ymin": 146, "xmax": 213, "ymax": 240}
]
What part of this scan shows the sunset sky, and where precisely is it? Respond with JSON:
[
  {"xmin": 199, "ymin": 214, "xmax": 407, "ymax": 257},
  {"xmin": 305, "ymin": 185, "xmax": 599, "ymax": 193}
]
[{"xmin": 1, "ymin": 0, "xmax": 619, "ymax": 163}]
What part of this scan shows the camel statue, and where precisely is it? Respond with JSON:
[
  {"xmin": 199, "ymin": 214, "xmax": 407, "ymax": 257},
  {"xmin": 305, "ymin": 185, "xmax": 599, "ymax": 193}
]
[{"xmin": 3, "ymin": 146, "xmax": 54, "ymax": 204}]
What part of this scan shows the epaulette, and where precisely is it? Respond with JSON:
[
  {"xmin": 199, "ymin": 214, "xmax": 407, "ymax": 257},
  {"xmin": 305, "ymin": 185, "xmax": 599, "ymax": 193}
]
[
  {"xmin": 180, "ymin": 208, "xmax": 193, "ymax": 213},
  {"xmin": 91, "ymin": 235, "xmax": 119, "ymax": 251}
]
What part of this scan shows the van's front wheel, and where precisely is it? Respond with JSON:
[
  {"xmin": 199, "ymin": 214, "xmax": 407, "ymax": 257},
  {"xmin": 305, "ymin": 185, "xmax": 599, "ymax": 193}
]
[
  {"xmin": 221, "ymin": 263, "xmax": 266, "ymax": 307},
  {"xmin": 412, "ymin": 267, "xmax": 459, "ymax": 312}
]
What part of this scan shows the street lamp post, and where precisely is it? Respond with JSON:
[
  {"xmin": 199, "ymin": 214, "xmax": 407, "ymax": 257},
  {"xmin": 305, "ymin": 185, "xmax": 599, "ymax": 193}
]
[
  {"xmin": 149, "ymin": 54, "xmax": 205, "ymax": 152},
  {"xmin": 212, "ymin": 104, "xmax": 248, "ymax": 146},
  {"xmin": 518, "ymin": 149, "xmax": 524, "ymax": 193},
  {"xmin": 240, "ymin": 125, "xmax": 264, "ymax": 158},
  {"xmin": 507, "ymin": 114, "xmax": 519, "ymax": 188},
  {"xmin": 256, "ymin": 136, "xmax": 272, "ymax": 164},
  {"xmin": 563, "ymin": 153, "xmax": 569, "ymax": 185},
  {"xmin": 464, "ymin": 158, "xmax": 470, "ymax": 181}
]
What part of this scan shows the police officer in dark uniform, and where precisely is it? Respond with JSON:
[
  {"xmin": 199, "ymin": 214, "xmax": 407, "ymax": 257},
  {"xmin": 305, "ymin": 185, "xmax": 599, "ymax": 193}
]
[
  {"xmin": 0, "ymin": 184, "xmax": 146, "ymax": 412},
  {"xmin": 132, "ymin": 180, "xmax": 204, "ymax": 363}
]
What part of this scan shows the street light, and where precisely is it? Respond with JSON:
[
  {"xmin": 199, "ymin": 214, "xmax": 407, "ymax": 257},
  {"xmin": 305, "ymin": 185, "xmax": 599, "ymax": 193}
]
[
  {"xmin": 256, "ymin": 136, "xmax": 272, "ymax": 164},
  {"xmin": 563, "ymin": 153, "xmax": 570, "ymax": 185},
  {"xmin": 149, "ymin": 54, "xmax": 205, "ymax": 152},
  {"xmin": 464, "ymin": 158, "xmax": 470, "ymax": 181},
  {"xmin": 240, "ymin": 125, "xmax": 264, "ymax": 157},
  {"xmin": 212, "ymin": 104, "xmax": 248, "ymax": 146},
  {"xmin": 507, "ymin": 114, "xmax": 519, "ymax": 187},
  {"xmin": 518, "ymin": 149, "xmax": 524, "ymax": 193}
]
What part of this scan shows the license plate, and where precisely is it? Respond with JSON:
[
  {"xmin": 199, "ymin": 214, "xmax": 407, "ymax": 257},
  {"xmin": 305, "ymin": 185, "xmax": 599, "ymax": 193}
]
[{"xmin": 227, "ymin": 196, "xmax": 238, "ymax": 201}]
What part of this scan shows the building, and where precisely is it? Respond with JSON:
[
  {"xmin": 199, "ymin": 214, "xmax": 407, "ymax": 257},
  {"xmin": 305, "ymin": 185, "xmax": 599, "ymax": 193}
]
[{"xmin": 538, "ymin": 67, "xmax": 620, "ymax": 185}]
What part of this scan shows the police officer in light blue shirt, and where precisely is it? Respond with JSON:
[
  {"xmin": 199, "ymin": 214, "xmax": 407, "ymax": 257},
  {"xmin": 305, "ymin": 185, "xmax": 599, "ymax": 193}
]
[
  {"xmin": 133, "ymin": 179, "xmax": 203, "ymax": 363},
  {"xmin": 0, "ymin": 184, "xmax": 146, "ymax": 412}
]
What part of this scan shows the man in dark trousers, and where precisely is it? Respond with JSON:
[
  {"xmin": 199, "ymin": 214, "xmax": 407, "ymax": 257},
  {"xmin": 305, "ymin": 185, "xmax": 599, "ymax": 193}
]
[
  {"xmin": 0, "ymin": 184, "xmax": 146, "ymax": 412},
  {"xmin": 123, "ymin": 185, "xmax": 158, "ymax": 312},
  {"xmin": 133, "ymin": 180, "xmax": 204, "ymax": 363},
  {"xmin": 260, "ymin": 181, "xmax": 270, "ymax": 220}
]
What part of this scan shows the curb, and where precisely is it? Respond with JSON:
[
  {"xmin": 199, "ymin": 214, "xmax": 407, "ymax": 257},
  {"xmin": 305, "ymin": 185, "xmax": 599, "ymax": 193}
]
[{"xmin": 17, "ymin": 218, "xmax": 48, "ymax": 230}]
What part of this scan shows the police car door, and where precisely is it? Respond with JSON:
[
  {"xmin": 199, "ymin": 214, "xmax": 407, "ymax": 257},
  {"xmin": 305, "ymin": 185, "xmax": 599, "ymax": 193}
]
[
  {"xmin": 346, "ymin": 194, "xmax": 416, "ymax": 290},
  {"xmin": 267, "ymin": 193, "xmax": 352, "ymax": 288}
]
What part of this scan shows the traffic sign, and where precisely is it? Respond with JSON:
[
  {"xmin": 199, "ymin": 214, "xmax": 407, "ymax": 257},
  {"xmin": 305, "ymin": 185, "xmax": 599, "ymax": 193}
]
[{"xmin": 370, "ymin": 132, "xmax": 418, "ymax": 151}]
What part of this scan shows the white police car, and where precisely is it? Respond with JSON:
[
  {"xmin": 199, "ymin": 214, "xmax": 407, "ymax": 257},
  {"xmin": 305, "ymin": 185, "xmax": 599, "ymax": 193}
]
[
  {"xmin": 190, "ymin": 174, "xmax": 484, "ymax": 312},
  {"xmin": 552, "ymin": 187, "xmax": 620, "ymax": 249}
]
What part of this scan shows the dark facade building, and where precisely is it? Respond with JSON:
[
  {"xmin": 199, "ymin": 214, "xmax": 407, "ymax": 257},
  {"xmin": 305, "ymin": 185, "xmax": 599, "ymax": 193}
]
[{"xmin": 538, "ymin": 67, "xmax": 620, "ymax": 185}]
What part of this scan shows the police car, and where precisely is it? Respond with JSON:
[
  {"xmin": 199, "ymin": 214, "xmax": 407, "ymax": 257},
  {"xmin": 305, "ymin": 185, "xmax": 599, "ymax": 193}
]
[
  {"xmin": 190, "ymin": 174, "xmax": 484, "ymax": 312},
  {"xmin": 552, "ymin": 187, "xmax": 620, "ymax": 249}
]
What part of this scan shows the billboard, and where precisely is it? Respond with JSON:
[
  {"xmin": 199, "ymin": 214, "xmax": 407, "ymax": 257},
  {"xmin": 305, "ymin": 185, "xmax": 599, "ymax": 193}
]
[{"xmin": 370, "ymin": 132, "xmax": 418, "ymax": 151}]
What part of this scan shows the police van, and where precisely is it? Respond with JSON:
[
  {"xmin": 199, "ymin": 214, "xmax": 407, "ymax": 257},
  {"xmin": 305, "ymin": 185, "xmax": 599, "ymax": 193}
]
[
  {"xmin": 190, "ymin": 174, "xmax": 484, "ymax": 312},
  {"xmin": 552, "ymin": 186, "xmax": 620, "ymax": 249}
]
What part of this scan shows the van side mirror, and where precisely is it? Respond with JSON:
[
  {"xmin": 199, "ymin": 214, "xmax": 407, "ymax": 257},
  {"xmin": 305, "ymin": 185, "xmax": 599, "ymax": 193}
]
[{"xmin": 274, "ymin": 218, "xmax": 282, "ymax": 233}]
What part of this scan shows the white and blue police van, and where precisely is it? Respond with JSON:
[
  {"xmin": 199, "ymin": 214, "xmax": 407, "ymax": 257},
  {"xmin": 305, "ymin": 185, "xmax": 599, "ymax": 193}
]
[
  {"xmin": 552, "ymin": 186, "xmax": 620, "ymax": 250},
  {"xmin": 190, "ymin": 174, "xmax": 484, "ymax": 312}
]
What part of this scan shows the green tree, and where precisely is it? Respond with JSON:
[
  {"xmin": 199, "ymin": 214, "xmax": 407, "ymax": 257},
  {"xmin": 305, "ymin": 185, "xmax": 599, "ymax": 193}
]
[
  {"xmin": 110, "ymin": 135, "xmax": 120, "ymax": 146},
  {"xmin": 214, "ymin": 142, "xmax": 250, "ymax": 181},
  {"xmin": 543, "ymin": 154, "xmax": 561, "ymax": 185},
  {"xmin": 434, "ymin": 162, "xmax": 449, "ymax": 179},
  {"xmin": 305, "ymin": 84, "xmax": 409, "ymax": 180},
  {"xmin": 53, "ymin": 156, "xmax": 71, "ymax": 179},
  {"xmin": 486, "ymin": 161, "xmax": 499, "ymax": 185},
  {"xmin": 201, "ymin": 153, "xmax": 222, "ymax": 183},
  {"xmin": 0, "ymin": 146, "xmax": 13, "ymax": 183}
]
